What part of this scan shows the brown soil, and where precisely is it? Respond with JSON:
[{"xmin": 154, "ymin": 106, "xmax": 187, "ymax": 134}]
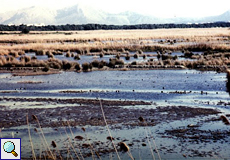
[
  {"xmin": 1, "ymin": 97, "xmax": 227, "ymax": 159},
  {"xmin": 0, "ymin": 97, "xmax": 220, "ymax": 129}
]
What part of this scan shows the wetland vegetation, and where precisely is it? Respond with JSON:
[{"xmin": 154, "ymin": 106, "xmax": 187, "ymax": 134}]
[{"xmin": 0, "ymin": 28, "xmax": 230, "ymax": 159}]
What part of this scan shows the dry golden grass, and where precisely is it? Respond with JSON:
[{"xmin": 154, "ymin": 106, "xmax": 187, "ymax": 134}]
[
  {"xmin": 0, "ymin": 28, "xmax": 229, "ymax": 55},
  {"xmin": 1, "ymin": 28, "xmax": 229, "ymax": 42}
]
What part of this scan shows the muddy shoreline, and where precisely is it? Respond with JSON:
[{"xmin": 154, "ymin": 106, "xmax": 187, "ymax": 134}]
[
  {"xmin": 1, "ymin": 97, "xmax": 230, "ymax": 159},
  {"xmin": 0, "ymin": 97, "xmax": 222, "ymax": 129}
]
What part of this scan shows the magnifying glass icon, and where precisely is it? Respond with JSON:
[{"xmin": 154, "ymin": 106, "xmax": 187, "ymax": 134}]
[{"xmin": 3, "ymin": 141, "xmax": 18, "ymax": 157}]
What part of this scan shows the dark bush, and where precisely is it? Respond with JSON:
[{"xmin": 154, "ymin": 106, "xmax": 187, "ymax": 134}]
[
  {"xmin": 157, "ymin": 54, "xmax": 161, "ymax": 60},
  {"xmin": 134, "ymin": 54, "xmax": 139, "ymax": 59},
  {"xmin": 108, "ymin": 58, "xmax": 124, "ymax": 68},
  {"xmin": 20, "ymin": 56, "xmax": 31, "ymax": 63},
  {"xmin": 42, "ymin": 66, "xmax": 49, "ymax": 72},
  {"xmin": 99, "ymin": 53, "xmax": 104, "ymax": 58},
  {"xmin": 62, "ymin": 60, "xmax": 72, "ymax": 70},
  {"xmin": 82, "ymin": 62, "xmax": 90, "ymax": 71},
  {"xmin": 75, "ymin": 62, "xmax": 81, "ymax": 71},
  {"xmin": 184, "ymin": 51, "xmax": 194, "ymax": 58},
  {"xmin": 74, "ymin": 55, "xmax": 81, "ymax": 60},
  {"xmin": 35, "ymin": 50, "xmax": 45, "ymax": 56},
  {"xmin": 21, "ymin": 28, "xmax": 30, "ymax": 34},
  {"xmin": 116, "ymin": 54, "xmax": 120, "ymax": 59},
  {"xmin": 162, "ymin": 54, "xmax": 173, "ymax": 60},
  {"xmin": 99, "ymin": 60, "xmax": 107, "ymax": 68},
  {"xmin": 91, "ymin": 60, "xmax": 100, "ymax": 68},
  {"xmin": 31, "ymin": 56, "xmax": 37, "ymax": 60},
  {"xmin": 125, "ymin": 55, "xmax": 130, "ymax": 60},
  {"xmin": 66, "ymin": 52, "xmax": 71, "ymax": 57},
  {"xmin": 173, "ymin": 55, "xmax": 178, "ymax": 60},
  {"xmin": 131, "ymin": 61, "xmax": 137, "ymax": 65}
]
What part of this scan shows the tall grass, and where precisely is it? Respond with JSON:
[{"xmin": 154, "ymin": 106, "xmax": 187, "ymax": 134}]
[
  {"xmin": 32, "ymin": 115, "xmax": 55, "ymax": 159},
  {"xmin": 138, "ymin": 117, "xmax": 161, "ymax": 160},
  {"xmin": 27, "ymin": 115, "xmax": 36, "ymax": 160},
  {"xmin": 99, "ymin": 99, "xmax": 121, "ymax": 160},
  {"xmin": 0, "ymin": 28, "xmax": 229, "ymax": 56}
]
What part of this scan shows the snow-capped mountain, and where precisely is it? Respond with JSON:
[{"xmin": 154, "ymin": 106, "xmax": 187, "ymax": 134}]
[
  {"xmin": 0, "ymin": 4, "xmax": 229, "ymax": 25},
  {"xmin": 200, "ymin": 10, "xmax": 230, "ymax": 22},
  {"xmin": 1, "ymin": 6, "xmax": 57, "ymax": 25}
]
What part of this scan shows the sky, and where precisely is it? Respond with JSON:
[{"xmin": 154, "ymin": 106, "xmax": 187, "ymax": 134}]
[{"xmin": 0, "ymin": 0, "xmax": 229, "ymax": 18}]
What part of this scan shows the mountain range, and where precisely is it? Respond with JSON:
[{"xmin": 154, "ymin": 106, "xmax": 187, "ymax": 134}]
[{"xmin": 0, "ymin": 3, "xmax": 229, "ymax": 25}]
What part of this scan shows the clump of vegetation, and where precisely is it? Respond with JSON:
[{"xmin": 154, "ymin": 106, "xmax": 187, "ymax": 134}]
[
  {"xmin": 220, "ymin": 115, "xmax": 230, "ymax": 125},
  {"xmin": 116, "ymin": 53, "xmax": 120, "ymax": 59},
  {"xmin": 91, "ymin": 60, "xmax": 100, "ymax": 68},
  {"xmin": 47, "ymin": 58, "xmax": 62, "ymax": 69},
  {"xmin": 74, "ymin": 54, "xmax": 81, "ymax": 60},
  {"xmin": 183, "ymin": 50, "xmax": 194, "ymax": 58},
  {"xmin": 162, "ymin": 54, "xmax": 173, "ymax": 60},
  {"xmin": 131, "ymin": 61, "xmax": 137, "ymax": 65},
  {"xmin": 21, "ymin": 28, "xmax": 30, "ymax": 34},
  {"xmin": 42, "ymin": 66, "xmax": 49, "ymax": 72},
  {"xmin": 35, "ymin": 50, "xmax": 45, "ymax": 56},
  {"xmin": 226, "ymin": 69, "xmax": 230, "ymax": 93},
  {"xmin": 46, "ymin": 51, "xmax": 54, "ymax": 58},
  {"xmin": 108, "ymin": 58, "xmax": 124, "ymax": 68},
  {"xmin": 125, "ymin": 54, "xmax": 130, "ymax": 60},
  {"xmin": 134, "ymin": 53, "xmax": 139, "ymax": 59},
  {"xmin": 82, "ymin": 62, "xmax": 91, "ymax": 72},
  {"xmin": 99, "ymin": 60, "xmax": 107, "ymax": 69},
  {"xmin": 62, "ymin": 60, "xmax": 74, "ymax": 70},
  {"xmin": 99, "ymin": 53, "xmax": 104, "ymax": 58},
  {"xmin": 66, "ymin": 52, "xmax": 71, "ymax": 58},
  {"xmin": 74, "ymin": 62, "xmax": 81, "ymax": 71},
  {"xmin": 9, "ymin": 51, "xmax": 19, "ymax": 58}
]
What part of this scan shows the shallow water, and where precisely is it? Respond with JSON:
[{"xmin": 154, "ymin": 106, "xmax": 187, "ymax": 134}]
[
  {"xmin": 1, "ymin": 69, "xmax": 230, "ymax": 159},
  {"xmin": 0, "ymin": 70, "xmax": 228, "ymax": 109},
  {"xmin": 23, "ymin": 51, "xmax": 190, "ymax": 65}
]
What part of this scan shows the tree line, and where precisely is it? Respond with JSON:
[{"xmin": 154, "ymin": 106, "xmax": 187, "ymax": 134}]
[{"xmin": 0, "ymin": 22, "xmax": 230, "ymax": 32}]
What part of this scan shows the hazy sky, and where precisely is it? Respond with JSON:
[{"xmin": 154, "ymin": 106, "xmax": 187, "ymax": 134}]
[{"xmin": 0, "ymin": 0, "xmax": 229, "ymax": 18}]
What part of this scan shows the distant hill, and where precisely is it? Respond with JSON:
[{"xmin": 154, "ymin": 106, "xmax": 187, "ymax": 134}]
[{"xmin": 0, "ymin": 3, "xmax": 229, "ymax": 25}]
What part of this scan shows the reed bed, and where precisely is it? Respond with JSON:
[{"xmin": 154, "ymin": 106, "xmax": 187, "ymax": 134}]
[
  {"xmin": 0, "ymin": 28, "xmax": 229, "ymax": 42},
  {"xmin": 0, "ymin": 28, "xmax": 229, "ymax": 55}
]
